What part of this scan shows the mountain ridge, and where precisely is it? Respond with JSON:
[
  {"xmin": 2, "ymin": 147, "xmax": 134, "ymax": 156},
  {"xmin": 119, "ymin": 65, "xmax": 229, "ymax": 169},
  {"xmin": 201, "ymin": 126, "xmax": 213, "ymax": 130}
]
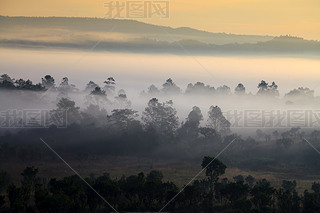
[{"xmin": 0, "ymin": 15, "xmax": 274, "ymax": 44}]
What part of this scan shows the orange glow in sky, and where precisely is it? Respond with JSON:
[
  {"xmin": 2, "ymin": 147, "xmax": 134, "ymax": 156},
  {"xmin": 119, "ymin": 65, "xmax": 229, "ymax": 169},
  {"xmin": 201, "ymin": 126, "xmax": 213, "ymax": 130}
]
[{"xmin": 0, "ymin": 0, "xmax": 320, "ymax": 40}]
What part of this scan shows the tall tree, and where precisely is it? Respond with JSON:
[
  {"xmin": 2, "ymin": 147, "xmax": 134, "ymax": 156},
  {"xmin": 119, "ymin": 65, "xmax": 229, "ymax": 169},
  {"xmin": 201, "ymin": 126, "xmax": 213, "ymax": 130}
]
[
  {"xmin": 114, "ymin": 89, "xmax": 131, "ymax": 108},
  {"xmin": 235, "ymin": 83, "xmax": 246, "ymax": 95},
  {"xmin": 161, "ymin": 78, "xmax": 181, "ymax": 94},
  {"xmin": 216, "ymin": 85, "xmax": 231, "ymax": 95},
  {"xmin": 51, "ymin": 97, "xmax": 81, "ymax": 125},
  {"xmin": 201, "ymin": 156, "xmax": 226, "ymax": 191},
  {"xmin": 142, "ymin": 98, "xmax": 179, "ymax": 137},
  {"xmin": 104, "ymin": 77, "xmax": 116, "ymax": 96},
  {"xmin": 108, "ymin": 109, "xmax": 140, "ymax": 132},
  {"xmin": 257, "ymin": 80, "xmax": 279, "ymax": 97},
  {"xmin": 85, "ymin": 86, "xmax": 110, "ymax": 108},
  {"xmin": 207, "ymin": 105, "xmax": 231, "ymax": 135},
  {"xmin": 41, "ymin": 75, "xmax": 55, "ymax": 90},
  {"xmin": 179, "ymin": 106, "xmax": 203, "ymax": 139}
]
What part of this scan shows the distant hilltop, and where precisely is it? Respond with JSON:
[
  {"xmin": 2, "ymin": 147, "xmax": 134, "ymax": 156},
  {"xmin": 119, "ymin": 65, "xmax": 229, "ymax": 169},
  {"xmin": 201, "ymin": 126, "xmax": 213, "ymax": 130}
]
[
  {"xmin": 0, "ymin": 15, "xmax": 274, "ymax": 44},
  {"xmin": 0, "ymin": 16, "xmax": 319, "ymax": 56}
]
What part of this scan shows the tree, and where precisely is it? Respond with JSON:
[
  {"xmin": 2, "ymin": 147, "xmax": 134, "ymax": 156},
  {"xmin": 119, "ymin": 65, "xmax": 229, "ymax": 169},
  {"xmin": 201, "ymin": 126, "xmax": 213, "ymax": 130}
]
[
  {"xmin": 91, "ymin": 86, "xmax": 106, "ymax": 96},
  {"xmin": 233, "ymin": 175, "xmax": 245, "ymax": 183},
  {"xmin": 161, "ymin": 78, "xmax": 181, "ymax": 94},
  {"xmin": 82, "ymin": 104, "xmax": 108, "ymax": 127},
  {"xmin": 85, "ymin": 81, "xmax": 99, "ymax": 92},
  {"xmin": 86, "ymin": 86, "xmax": 110, "ymax": 108},
  {"xmin": 311, "ymin": 130, "xmax": 320, "ymax": 141},
  {"xmin": 0, "ymin": 170, "xmax": 10, "ymax": 193},
  {"xmin": 199, "ymin": 127, "xmax": 219, "ymax": 140},
  {"xmin": 7, "ymin": 184, "xmax": 25, "ymax": 211},
  {"xmin": 41, "ymin": 75, "xmax": 55, "ymax": 89},
  {"xmin": 0, "ymin": 74, "xmax": 15, "ymax": 89},
  {"xmin": 21, "ymin": 166, "xmax": 38, "ymax": 190},
  {"xmin": 58, "ymin": 77, "xmax": 78, "ymax": 93},
  {"xmin": 108, "ymin": 109, "xmax": 140, "ymax": 132},
  {"xmin": 273, "ymin": 130, "xmax": 280, "ymax": 139},
  {"xmin": 257, "ymin": 80, "xmax": 268, "ymax": 94},
  {"xmin": 216, "ymin": 85, "xmax": 231, "ymax": 95},
  {"xmin": 251, "ymin": 179, "xmax": 275, "ymax": 210},
  {"xmin": 147, "ymin": 84, "xmax": 160, "ymax": 96},
  {"xmin": 0, "ymin": 195, "xmax": 4, "ymax": 209},
  {"xmin": 207, "ymin": 105, "xmax": 231, "ymax": 135},
  {"xmin": 289, "ymin": 127, "xmax": 301, "ymax": 138},
  {"xmin": 114, "ymin": 89, "xmax": 131, "ymax": 108},
  {"xmin": 146, "ymin": 170, "xmax": 163, "ymax": 184},
  {"xmin": 235, "ymin": 83, "xmax": 246, "ymax": 95},
  {"xmin": 285, "ymin": 87, "xmax": 314, "ymax": 101},
  {"xmin": 104, "ymin": 77, "xmax": 116, "ymax": 95},
  {"xmin": 276, "ymin": 180, "xmax": 300, "ymax": 213},
  {"xmin": 185, "ymin": 82, "xmax": 215, "ymax": 95},
  {"xmin": 256, "ymin": 129, "xmax": 265, "ymax": 139},
  {"xmin": 201, "ymin": 156, "xmax": 226, "ymax": 191},
  {"xmin": 282, "ymin": 180, "xmax": 297, "ymax": 193},
  {"xmin": 245, "ymin": 175, "xmax": 255, "ymax": 188},
  {"xmin": 257, "ymin": 80, "xmax": 279, "ymax": 97},
  {"xmin": 51, "ymin": 97, "xmax": 81, "ymax": 125},
  {"xmin": 303, "ymin": 187, "xmax": 320, "ymax": 213},
  {"xmin": 142, "ymin": 98, "xmax": 179, "ymax": 137},
  {"xmin": 179, "ymin": 106, "xmax": 203, "ymax": 139},
  {"xmin": 0, "ymin": 74, "xmax": 13, "ymax": 83},
  {"xmin": 0, "ymin": 170, "xmax": 10, "ymax": 209},
  {"xmin": 225, "ymin": 181, "xmax": 249, "ymax": 204},
  {"xmin": 14, "ymin": 79, "xmax": 45, "ymax": 91},
  {"xmin": 276, "ymin": 138, "xmax": 294, "ymax": 149},
  {"xmin": 269, "ymin": 81, "xmax": 279, "ymax": 96}
]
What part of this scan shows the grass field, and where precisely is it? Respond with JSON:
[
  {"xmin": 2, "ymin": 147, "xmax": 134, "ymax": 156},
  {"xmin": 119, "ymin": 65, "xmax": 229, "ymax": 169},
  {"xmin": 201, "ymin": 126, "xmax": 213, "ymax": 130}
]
[{"xmin": 1, "ymin": 154, "xmax": 318, "ymax": 194}]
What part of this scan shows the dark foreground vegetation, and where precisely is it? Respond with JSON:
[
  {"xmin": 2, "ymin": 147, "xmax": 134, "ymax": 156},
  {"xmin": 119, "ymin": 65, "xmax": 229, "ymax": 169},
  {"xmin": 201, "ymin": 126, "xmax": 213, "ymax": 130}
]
[{"xmin": 0, "ymin": 158, "xmax": 320, "ymax": 213}]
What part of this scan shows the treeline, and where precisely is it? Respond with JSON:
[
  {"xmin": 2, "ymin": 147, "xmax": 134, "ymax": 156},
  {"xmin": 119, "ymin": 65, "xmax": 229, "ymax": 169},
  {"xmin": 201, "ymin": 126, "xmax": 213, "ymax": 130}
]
[
  {"xmin": 0, "ymin": 74, "xmax": 318, "ymax": 102},
  {"xmin": 1, "ymin": 95, "xmax": 320, "ymax": 173},
  {"xmin": 1, "ymin": 81, "xmax": 320, "ymax": 169},
  {"xmin": 1, "ymin": 158, "xmax": 320, "ymax": 212}
]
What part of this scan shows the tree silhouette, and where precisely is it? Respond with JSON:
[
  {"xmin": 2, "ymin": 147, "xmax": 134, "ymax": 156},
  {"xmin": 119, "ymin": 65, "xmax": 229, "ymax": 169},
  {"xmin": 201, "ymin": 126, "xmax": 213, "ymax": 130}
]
[
  {"xmin": 235, "ymin": 83, "xmax": 246, "ymax": 95},
  {"xmin": 216, "ymin": 85, "xmax": 231, "ymax": 95},
  {"xmin": 86, "ymin": 86, "xmax": 110, "ymax": 108},
  {"xmin": 161, "ymin": 78, "xmax": 181, "ymax": 94},
  {"xmin": 179, "ymin": 106, "xmax": 203, "ymax": 139},
  {"xmin": 103, "ymin": 77, "xmax": 116, "ymax": 95},
  {"xmin": 52, "ymin": 97, "xmax": 81, "ymax": 125},
  {"xmin": 142, "ymin": 98, "xmax": 179, "ymax": 137},
  {"xmin": 201, "ymin": 156, "xmax": 226, "ymax": 191},
  {"xmin": 147, "ymin": 84, "xmax": 160, "ymax": 96},
  {"xmin": 85, "ymin": 81, "xmax": 99, "ymax": 92},
  {"xmin": 257, "ymin": 80, "xmax": 279, "ymax": 97},
  {"xmin": 185, "ymin": 82, "xmax": 215, "ymax": 95},
  {"xmin": 207, "ymin": 105, "xmax": 231, "ymax": 136},
  {"xmin": 251, "ymin": 179, "xmax": 275, "ymax": 210},
  {"xmin": 0, "ymin": 74, "xmax": 15, "ymax": 89},
  {"xmin": 41, "ymin": 75, "xmax": 55, "ymax": 90},
  {"xmin": 114, "ymin": 89, "xmax": 131, "ymax": 108}
]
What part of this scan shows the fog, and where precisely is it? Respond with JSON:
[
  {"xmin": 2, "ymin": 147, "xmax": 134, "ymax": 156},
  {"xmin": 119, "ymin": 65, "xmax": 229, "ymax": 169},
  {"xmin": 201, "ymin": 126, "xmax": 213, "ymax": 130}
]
[
  {"xmin": 1, "ymin": 48, "xmax": 319, "ymax": 96},
  {"xmin": 1, "ymin": 48, "xmax": 320, "ymax": 137}
]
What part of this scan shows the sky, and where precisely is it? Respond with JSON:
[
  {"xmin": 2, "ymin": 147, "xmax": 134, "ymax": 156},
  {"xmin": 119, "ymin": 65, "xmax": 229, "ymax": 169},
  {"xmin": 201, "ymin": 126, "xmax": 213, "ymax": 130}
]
[{"xmin": 0, "ymin": 0, "xmax": 320, "ymax": 40}]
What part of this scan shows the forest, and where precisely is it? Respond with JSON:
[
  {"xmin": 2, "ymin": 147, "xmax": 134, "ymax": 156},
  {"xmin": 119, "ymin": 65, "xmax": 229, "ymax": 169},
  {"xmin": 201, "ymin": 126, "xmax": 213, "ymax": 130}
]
[{"xmin": 0, "ymin": 73, "xmax": 320, "ymax": 212}]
